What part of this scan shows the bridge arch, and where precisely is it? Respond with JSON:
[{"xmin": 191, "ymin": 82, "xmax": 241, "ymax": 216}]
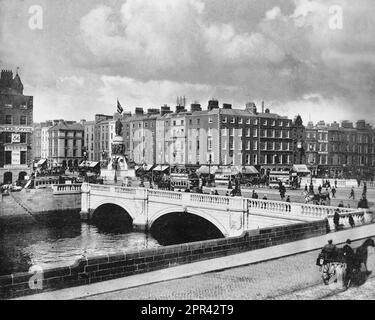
[
  {"xmin": 148, "ymin": 207, "xmax": 227, "ymax": 245},
  {"xmin": 91, "ymin": 200, "xmax": 135, "ymax": 233}
]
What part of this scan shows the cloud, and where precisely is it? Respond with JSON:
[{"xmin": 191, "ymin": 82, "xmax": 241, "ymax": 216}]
[
  {"xmin": 265, "ymin": 6, "xmax": 282, "ymax": 20},
  {"xmin": 1, "ymin": 0, "xmax": 375, "ymax": 125}
]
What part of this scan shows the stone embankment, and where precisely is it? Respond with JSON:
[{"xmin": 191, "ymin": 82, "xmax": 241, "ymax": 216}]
[{"xmin": 0, "ymin": 188, "xmax": 81, "ymax": 227}]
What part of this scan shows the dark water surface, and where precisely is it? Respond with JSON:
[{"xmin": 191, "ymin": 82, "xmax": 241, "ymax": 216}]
[{"xmin": 0, "ymin": 219, "xmax": 160, "ymax": 276}]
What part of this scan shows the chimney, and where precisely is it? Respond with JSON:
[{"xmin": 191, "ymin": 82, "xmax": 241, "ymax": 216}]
[
  {"xmin": 147, "ymin": 108, "xmax": 160, "ymax": 115},
  {"xmin": 262, "ymin": 101, "xmax": 265, "ymax": 113},
  {"xmin": 208, "ymin": 99, "xmax": 219, "ymax": 111},
  {"xmin": 135, "ymin": 107, "xmax": 144, "ymax": 116},
  {"xmin": 223, "ymin": 103, "xmax": 232, "ymax": 109},
  {"xmin": 161, "ymin": 105, "xmax": 172, "ymax": 116},
  {"xmin": 190, "ymin": 103, "xmax": 201, "ymax": 112},
  {"xmin": 246, "ymin": 102, "xmax": 257, "ymax": 115}
]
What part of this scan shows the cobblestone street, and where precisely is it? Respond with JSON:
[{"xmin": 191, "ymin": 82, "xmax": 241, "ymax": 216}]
[{"xmin": 82, "ymin": 237, "xmax": 375, "ymax": 300}]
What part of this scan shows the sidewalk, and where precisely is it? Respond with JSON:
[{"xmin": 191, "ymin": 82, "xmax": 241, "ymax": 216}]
[{"xmin": 15, "ymin": 223, "xmax": 375, "ymax": 300}]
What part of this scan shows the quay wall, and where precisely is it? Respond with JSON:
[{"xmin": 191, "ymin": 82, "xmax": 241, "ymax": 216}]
[
  {"xmin": 0, "ymin": 189, "xmax": 81, "ymax": 227},
  {"xmin": 0, "ymin": 219, "xmax": 328, "ymax": 299}
]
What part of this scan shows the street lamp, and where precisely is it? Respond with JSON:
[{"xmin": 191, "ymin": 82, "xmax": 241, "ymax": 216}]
[{"xmin": 208, "ymin": 154, "xmax": 212, "ymax": 187}]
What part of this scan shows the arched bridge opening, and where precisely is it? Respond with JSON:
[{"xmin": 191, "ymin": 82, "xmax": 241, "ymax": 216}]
[
  {"xmin": 149, "ymin": 212, "xmax": 225, "ymax": 246},
  {"xmin": 91, "ymin": 204, "xmax": 133, "ymax": 234}
]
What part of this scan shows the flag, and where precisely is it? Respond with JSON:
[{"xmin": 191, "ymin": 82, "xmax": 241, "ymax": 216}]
[{"xmin": 117, "ymin": 99, "xmax": 123, "ymax": 114}]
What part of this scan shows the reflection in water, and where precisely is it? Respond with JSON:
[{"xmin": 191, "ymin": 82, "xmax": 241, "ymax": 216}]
[{"xmin": 0, "ymin": 218, "xmax": 159, "ymax": 276}]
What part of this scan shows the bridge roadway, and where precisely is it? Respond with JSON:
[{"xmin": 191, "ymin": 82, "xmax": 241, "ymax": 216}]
[
  {"xmin": 16, "ymin": 223, "xmax": 375, "ymax": 300},
  {"xmin": 80, "ymin": 183, "xmax": 373, "ymax": 238}
]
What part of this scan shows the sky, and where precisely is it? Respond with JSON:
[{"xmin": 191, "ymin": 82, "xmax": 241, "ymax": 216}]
[{"xmin": 0, "ymin": 0, "xmax": 374, "ymax": 124}]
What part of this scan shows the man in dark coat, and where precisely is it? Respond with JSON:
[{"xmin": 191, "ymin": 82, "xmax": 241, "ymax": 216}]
[
  {"xmin": 343, "ymin": 239, "xmax": 355, "ymax": 287},
  {"xmin": 333, "ymin": 209, "xmax": 340, "ymax": 231},
  {"xmin": 322, "ymin": 239, "xmax": 337, "ymax": 262}
]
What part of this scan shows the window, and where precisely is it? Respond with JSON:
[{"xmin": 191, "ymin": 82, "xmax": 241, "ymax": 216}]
[
  {"xmin": 253, "ymin": 141, "xmax": 258, "ymax": 150},
  {"xmin": 208, "ymin": 117, "xmax": 213, "ymax": 123},
  {"xmin": 5, "ymin": 151, "xmax": 11, "ymax": 164},
  {"xmin": 238, "ymin": 129, "xmax": 242, "ymax": 137},
  {"xmin": 181, "ymin": 120, "xmax": 184, "ymax": 125},
  {"xmin": 145, "ymin": 122, "xmax": 148, "ymax": 128},
  {"xmin": 5, "ymin": 115, "xmax": 12, "ymax": 124},
  {"xmin": 239, "ymin": 118, "xmax": 243, "ymax": 124},
  {"xmin": 197, "ymin": 119, "xmax": 200, "ymax": 125},
  {"xmin": 246, "ymin": 118, "xmax": 250, "ymax": 124},
  {"xmin": 253, "ymin": 128, "xmax": 258, "ymax": 137},
  {"xmin": 222, "ymin": 117, "xmax": 227, "ymax": 123},
  {"xmin": 246, "ymin": 141, "xmax": 250, "ymax": 150},
  {"xmin": 229, "ymin": 128, "xmax": 234, "ymax": 136},
  {"xmin": 246, "ymin": 154, "xmax": 251, "ymax": 164},
  {"xmin": 20, "ymin": 133, "xmax": 27, "ymax": 143},
  {"xmin": 20, "ymin": 151, "xmax": 27, "ymax": 165},
  {"xmin": 208, "ymin": 128, "xmax": 212, "ymax": 136},
  {"xmin": 246, "ymin": 128, "xmax": 251, "ymax": 137},
  {"xmin": 189, "ymin": 119, "xmax": 192, "ymax": 125},
  {"xmin": 5, "ymin": 133, "xmax": 12, "ymax": 143},
  {"xmin": 222, "ymin": 128, "xmax": 227, "ymax": 136},
  {"xmin": 20, "ymin": 116, "xmax": 27, "ymax": 125},
  {"xmin": 208, "ymin": 138, "xmax": 212, "ymax": 150}
]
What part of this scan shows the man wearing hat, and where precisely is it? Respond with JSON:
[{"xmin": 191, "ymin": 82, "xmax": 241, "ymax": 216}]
[
  {"xmin": 321, "ymin": 239, "xmax": 337, "ymax": 262},
  {"xmin": 343, "ymin": 239, "xmax": 355, "ymax": 287}
]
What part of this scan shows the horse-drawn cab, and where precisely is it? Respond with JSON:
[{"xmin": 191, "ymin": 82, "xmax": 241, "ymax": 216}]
[{"xmin": 317, "ymin": 238, "xmax": 375, "ymax": 288}]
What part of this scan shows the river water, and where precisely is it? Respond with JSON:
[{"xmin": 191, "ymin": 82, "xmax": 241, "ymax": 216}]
[{"xmin": 0, "ymin": 220, "xmax": 160, "ymax": 276}]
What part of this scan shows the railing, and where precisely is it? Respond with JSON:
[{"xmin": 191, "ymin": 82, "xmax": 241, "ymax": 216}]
[
  {"xmin": 147, "ymin": 189, "xmax": 182, "ymax": 200},
  {"xmin": 52, "ymin": 184, "xmax": 81, "ymax": 194},
  {"xmin": 247, "ymin": 198, "xmax": 291, "ymax": 215},
  {"xmin": 35, "ymin": 179, "xmax": 59, "ymax": 188},
  {"xmin": 190, "ymin": 194, "xmax": 230, "ymax": 206}
]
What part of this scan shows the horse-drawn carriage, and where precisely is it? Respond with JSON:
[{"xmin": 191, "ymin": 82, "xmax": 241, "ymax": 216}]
[
  {"xmin": 316, "ymin": 238, "xmax": 374, "ymax": 288},
  {"xmin": 303, "ymin": 191, "xmax": 330, "ymax": 205}
]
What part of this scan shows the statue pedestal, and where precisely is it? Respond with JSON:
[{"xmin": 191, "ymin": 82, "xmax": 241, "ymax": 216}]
[{"xmin": 100, "ymin": 135, "xmax": 135, "ymax": 183}]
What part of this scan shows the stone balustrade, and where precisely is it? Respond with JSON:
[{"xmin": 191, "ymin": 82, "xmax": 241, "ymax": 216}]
[
  {"xmin": 190, "ymin": 194, "xmax": 230, "ymax": 206},
  {"xmin": 52, "ymin": 184, "xmax": 82, "ymax": 195},
  {"xmin": 35, "ymin": 179, "xmax": 59, "ymax": 188},
  {"xmin": 147, "ymin": 189, "xmax": 182, "ymax": 201}
]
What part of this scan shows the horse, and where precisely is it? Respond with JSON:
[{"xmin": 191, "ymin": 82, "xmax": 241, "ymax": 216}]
[
  {"xmin": 304, "ymin": 191, "xmax": 330, "ymax": 204},
  {"xmin": 353, "ymin": 238, "xmax": 375, "ymax": 274}
]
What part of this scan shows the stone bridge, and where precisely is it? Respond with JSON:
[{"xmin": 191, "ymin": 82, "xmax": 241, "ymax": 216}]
[{"xmin": 79, "ymin": 183, "xmax": 373, "ymax": 238}]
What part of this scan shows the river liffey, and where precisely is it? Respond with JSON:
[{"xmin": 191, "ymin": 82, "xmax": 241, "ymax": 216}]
[{"xmin": 0, "ymin": 219, "xmax": 160, "ymax": 276}]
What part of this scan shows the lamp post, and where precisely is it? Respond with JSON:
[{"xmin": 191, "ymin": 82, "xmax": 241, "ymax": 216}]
[{"xmin": 208, "ymin": 154, "xmax": 212, "ymax": 187}]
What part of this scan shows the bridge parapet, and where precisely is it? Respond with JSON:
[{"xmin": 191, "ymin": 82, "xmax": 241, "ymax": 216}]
[{"xmin": 52, "ymin": 184, "xmax": 81, "ymax": 195}]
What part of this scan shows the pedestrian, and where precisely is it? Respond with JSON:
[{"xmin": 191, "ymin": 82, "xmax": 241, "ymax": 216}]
[
  {"xmin": 349, "ymin": 187, "xmax": 355, "ymax": 200},
  {"xmin": 286, "ymin": 195, "xmax": 291, "ymax": 212},
  {"xmin": 252, "ymin": 190, "xmax": 256, "ymax": 199},
  {"xmin": 338, "ymin": 201, "xmax": 344, "ymax": 208},
  {"xmin": 321, "ymin": 239, "xmax": 338, "ymax": 263},
  {"xmin": 263, "ymin": 194, "xmax": 267, "ymax": 200},
  {"xmin": 348, "ymin": 214, "xmax": 355, "ymax": 228},
  {"xmin": 254, "ymin": 192, "xmax": 259, "ymax": 199},
  {"xmin": 334, "ymin": 179, "xmax": 338, "ymax": 189},
  {"xmin": 333, "ymin": 209, "xmax": 340, "ymax": 231},
  {"xmin": 304, "ymin": 184, "xmax": 308, "ymax": 192},
  {"xmin": 363, "ymin": 182, "xmax": 367, "ymax": 198},
  {"xmin": 318, "ymin": 185, "xmax": 322, "ymax": 194},
  {"xmin": 343, "ymin": 239, "xmax": 355, "ymax": 287},
  {"xmin": 331, "ymin": 187, "xmax": 336, "ymax": 198}
]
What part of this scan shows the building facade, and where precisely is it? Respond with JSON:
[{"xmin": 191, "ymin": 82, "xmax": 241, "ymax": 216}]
[
  {"xmin": 0, "ymin": 69, "xmax": 33, "ymax": 184},
  {"xmin": 48, "ymin": 120, "xmax": 84, "ymax": 168}
]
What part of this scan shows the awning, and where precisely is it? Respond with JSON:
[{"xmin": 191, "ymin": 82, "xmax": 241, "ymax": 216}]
[
  {"xmin": 292, "ymin": 164, "xmax": 310, "ymax": 173},
  {"xmin": 196, "ymin": 165, "xmax": 218, "ymax": 175},
  {"xmin": 136, "ymin": 164, "xmax": 153, "ymax": 172},
  {"xmin": 37, "ymin": 159, "xmax": 47, "ymax": 166},
  {"xmin": 153, "ymin": 165, "xmax": 170, "ymax": 172},
  {"xmin": 242, "ymin": 166, "xmax": 258, "ymax": 174},
  {"xmin": 215, "ymin": 166, "xmax": 240, "ymax": 175},
  {"xmin": 79, "ymin": 161, "xmax": 99, "ymax": 168}
]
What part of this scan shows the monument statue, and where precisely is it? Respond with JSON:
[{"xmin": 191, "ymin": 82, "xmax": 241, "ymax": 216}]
[{"xmin": 115, "ymin": 118, "xmax": 123, "ymax": 136}]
